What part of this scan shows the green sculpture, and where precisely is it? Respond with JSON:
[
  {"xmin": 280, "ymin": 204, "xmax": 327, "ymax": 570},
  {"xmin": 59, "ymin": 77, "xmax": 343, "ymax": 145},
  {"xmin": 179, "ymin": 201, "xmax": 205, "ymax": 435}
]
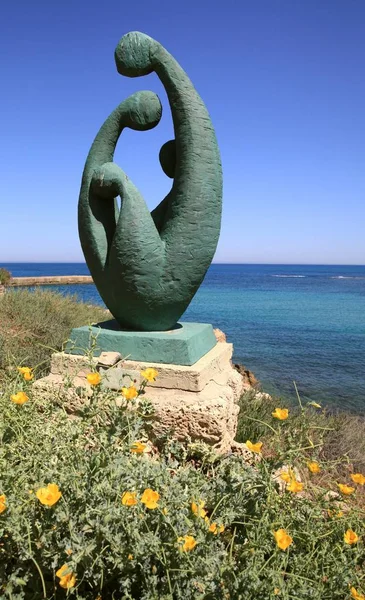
[{"xmin": 79, "ymin": 31, "xmax": 222, "ymax": 331}]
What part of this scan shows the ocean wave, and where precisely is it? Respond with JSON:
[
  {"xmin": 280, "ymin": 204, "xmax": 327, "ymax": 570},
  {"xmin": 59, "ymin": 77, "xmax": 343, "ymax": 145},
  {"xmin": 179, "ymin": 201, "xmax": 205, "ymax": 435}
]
[
  {"xmin": 331, "ymin": 276, "xmax": 365, "ymax": 280},
  {"xmin": 272, "ymin": 275, "xmax": 306, "ymax": 278}
]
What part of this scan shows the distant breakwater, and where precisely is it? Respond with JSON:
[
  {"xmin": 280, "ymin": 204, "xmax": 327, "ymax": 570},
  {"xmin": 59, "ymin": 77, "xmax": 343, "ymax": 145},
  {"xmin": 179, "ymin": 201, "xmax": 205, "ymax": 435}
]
[{"xmin": 10, "ymin": 276, "xmax": 93, "ymax": 287}]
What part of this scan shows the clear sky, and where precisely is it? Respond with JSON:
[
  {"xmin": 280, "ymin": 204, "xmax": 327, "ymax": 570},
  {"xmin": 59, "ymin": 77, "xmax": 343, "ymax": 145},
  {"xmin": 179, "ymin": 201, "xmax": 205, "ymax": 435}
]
[{"xmin": 1, "ymin": 0, "xmax": 364, "ymax": 264}]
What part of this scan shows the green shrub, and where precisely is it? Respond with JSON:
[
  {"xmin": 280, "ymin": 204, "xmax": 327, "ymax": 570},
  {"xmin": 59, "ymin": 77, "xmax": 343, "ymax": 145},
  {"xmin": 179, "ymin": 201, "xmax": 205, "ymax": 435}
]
[
  {"xmin": 0, "ymin": 267, "xmax": 12, "ymax": 286},
  {"xmin": 0, "ymin": 289, "xmax": 109, "ymax": 376},
  {"xmin": 0, "ymin": 370, "xmax": 364, "ymax": 599}
]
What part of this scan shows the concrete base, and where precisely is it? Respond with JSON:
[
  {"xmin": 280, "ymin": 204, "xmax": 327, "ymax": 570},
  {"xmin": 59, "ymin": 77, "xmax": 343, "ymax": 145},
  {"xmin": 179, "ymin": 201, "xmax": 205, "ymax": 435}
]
[
  {"xmin": 34, "ymin": 339, "xmax": 247, "ymax": 453},
  {"xmin": 66, "ymin": 321, "xmax": 217, "ymax": 366}
]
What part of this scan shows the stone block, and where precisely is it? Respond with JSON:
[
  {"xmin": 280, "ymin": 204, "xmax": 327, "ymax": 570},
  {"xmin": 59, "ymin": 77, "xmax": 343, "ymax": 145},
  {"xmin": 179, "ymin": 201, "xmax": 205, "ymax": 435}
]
[
  {"xmin": 66, "ymin": 321, "xmax": 217, "ymax": 366},
  {"xmin": 50, "ymin": 353, "xmax": 97, "ymax": 378},
  {"xmin": 117, "ymin": 342, "xmax": 234, "ymax": 392}
]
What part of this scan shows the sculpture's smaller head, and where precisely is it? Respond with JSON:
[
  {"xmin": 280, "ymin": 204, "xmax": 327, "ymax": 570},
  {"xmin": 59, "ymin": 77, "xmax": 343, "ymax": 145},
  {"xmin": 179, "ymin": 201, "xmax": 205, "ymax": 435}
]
[
  {"xmin": 115, "ymin": 31, "xmax": 156, "ymax": 77},
  {"xmin": 123, "ymin": 90, "xmax": 162, "ymax": 132}
]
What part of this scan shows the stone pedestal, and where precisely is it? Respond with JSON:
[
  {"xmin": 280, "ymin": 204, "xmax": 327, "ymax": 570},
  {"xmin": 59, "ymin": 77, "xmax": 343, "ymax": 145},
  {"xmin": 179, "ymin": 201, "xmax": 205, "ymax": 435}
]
[{"xmin": 35, "ymin": 339, "xmax": 246, "ymax": 453}]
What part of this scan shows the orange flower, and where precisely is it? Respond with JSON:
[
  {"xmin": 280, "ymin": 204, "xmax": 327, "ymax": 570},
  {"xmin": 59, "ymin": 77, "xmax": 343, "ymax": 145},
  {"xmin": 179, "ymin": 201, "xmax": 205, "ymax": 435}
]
[
  {"xmin": 141, "ymin": 488, "xmax": 160, "ymax": 509},
  {"xmin": 23, "ymin": 371, "xmax": 34, "ymax": 381},
  {"xmin": 273, "ymin": 529, "xmax": 293, "ymax": 550},
  {"xmin": 130, "ymin": 442, "xmax": 147, "ymax": 454},
  {"xmin": 141, "ymin": 368, "xmax": 158, "ymax": 382},
  {"xmin": 338, "ymin": 483, "xmax": 355, "ymax": 495},
  {"xmin": 178, "ymin": 535, "xmax": 197, "ymax": 552},
  {"xmin": 0, "ymin": 494, "xmax": 7, "ymax": 514},
  {"xmin": 56, "ymin": 564, "xmax": 76, "ymax": 589},
  {"xmin": 121, "ymin": 491, "xmax": 138, "ymax": 506},
  {"xmin": 307, "ymin": 461, "xmax": 321, "ymax": 474},
  {"xmin": 246, "ymin": 440, "xmax": 263, "ymax": 453},
  {"xmin": 191, "ymin": 500, "xmax": 207, "ymax": 518},
  {"xmin": 351, "ymin": 473, "xmax": 365, "ymax": 486},
  {"xmin": 121, "ymin": 386, "xmax": 138, "ymax": 400},
  {"xmin": 11, "ymin": 391, "xmax": 29, "ymax": 405},
  {"xmin": 208, "ymin": 522, "xmax": 225, "ymax": 535},
  {"xmin": 87, "ymin": 372, "xmax": 101, "ymax": 386},
  {"xmin": 287, "ymin": 480, "xmax": 304, "ymax": 493},
  {"xmin": 36, "ymin": 483, "xmax": 62, "ymax": 506},
  {"xmin": 272, "ymin": 408, "xmax": 289, "ymax": 420},
  {"xmin": 344, "ymin": 529, "xmax": 359, "ymax": 545},
  {"xmin": 351, "ymin": 587, "xmax": 365, "ymax": 600}
]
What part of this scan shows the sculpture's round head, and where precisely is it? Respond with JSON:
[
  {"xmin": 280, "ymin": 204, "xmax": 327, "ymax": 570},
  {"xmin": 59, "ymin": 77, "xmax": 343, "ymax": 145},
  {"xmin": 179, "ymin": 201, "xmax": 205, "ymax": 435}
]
[
  {"xmin": 123, "ymin": 91, "xmax": 162, "ymax": 131},
  {"xmin": 115, "ymin": 31, "xmax": 156, "ymax": 77}
]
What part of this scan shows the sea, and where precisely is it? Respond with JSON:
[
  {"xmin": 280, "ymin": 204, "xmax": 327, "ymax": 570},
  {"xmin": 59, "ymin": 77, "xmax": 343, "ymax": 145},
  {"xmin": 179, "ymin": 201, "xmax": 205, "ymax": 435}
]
[{"xmin": 2, "ymin": 263, "xmax": 365, "ymax": 413}]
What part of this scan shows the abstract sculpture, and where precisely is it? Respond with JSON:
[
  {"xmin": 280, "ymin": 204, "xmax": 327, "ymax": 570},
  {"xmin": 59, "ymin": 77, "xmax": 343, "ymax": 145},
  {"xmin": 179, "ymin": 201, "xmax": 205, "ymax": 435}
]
[{"xmin": 79, "ymin": 31, "xmax": 222, "ymax": 331}]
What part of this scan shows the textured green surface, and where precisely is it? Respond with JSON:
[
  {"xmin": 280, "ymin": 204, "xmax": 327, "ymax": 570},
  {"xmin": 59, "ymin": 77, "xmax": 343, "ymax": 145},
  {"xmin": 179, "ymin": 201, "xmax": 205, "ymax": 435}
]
[
  {"xmin": 67, "ymin": 322, "xmax": 217, "ymax": 366},
  {"xmin": 78, "ymin": 31, "xmax": 222, "ymax": 331}
]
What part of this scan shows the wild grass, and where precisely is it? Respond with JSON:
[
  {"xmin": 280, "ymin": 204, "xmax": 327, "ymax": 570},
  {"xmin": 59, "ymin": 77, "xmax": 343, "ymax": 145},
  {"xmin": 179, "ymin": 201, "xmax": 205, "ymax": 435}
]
[{"xmin": 0, "ymin": 289, "xmax": 108, "ymax": 376}]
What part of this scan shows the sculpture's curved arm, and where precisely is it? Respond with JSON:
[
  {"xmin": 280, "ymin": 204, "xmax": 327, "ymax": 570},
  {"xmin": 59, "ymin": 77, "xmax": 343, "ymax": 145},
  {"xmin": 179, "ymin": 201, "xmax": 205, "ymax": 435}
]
[
  {"xmin": 78, "ymin": 90, "xmax": 163, "ymax": 276},
  {"xmin": 115, "ymin": 33, "xmax": 223, "ymax": 291}
]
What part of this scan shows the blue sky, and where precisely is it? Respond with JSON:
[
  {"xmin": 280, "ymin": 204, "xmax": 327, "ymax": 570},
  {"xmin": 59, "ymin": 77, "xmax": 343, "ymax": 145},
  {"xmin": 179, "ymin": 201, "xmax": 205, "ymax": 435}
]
[{"xmin": 1, "ymin": 0, "xmax": 364, "ymax": 264}]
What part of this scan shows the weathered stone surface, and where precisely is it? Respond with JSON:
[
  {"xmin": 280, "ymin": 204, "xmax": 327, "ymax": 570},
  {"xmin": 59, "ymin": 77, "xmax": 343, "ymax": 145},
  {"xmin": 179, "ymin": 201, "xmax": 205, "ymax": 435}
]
[
  {"xmin": 78, "ymin": 31, "xmax": 222, "ymax": 331},
  {"xmin": 144, "ymin": 367, "xmax": 242, "ymax": 452},
  {"xmin": 117, "ymin": 342, "xmax": 236, "ymax": 392},
  {"xmin": 97, "ymin": 351, "xmax": 122, "ymax": 367},
  {"xmin": 50, "ymin": 353, "xmax": 97, "ymax": 378},
  {"xmin": 214, "ymin": 328, "xmax": 227, "ymax": 343}
]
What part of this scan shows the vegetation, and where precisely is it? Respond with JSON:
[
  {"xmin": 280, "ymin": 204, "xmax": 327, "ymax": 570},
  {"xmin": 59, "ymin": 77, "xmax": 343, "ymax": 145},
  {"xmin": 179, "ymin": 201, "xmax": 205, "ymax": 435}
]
[
  {"xmin": 0, "ymin": 366, "xmax": 364, "ymax": 599},
  {"xmin": 0, "ymin": 290, "xmax": 364, "ymax": 598},
  {"xmin": 0, "ymin": 267, "xmax": 12, "ymax": 286},
  {"xmin": 0, "ymin": 289, "xmax": 108, "ymax": 377}
]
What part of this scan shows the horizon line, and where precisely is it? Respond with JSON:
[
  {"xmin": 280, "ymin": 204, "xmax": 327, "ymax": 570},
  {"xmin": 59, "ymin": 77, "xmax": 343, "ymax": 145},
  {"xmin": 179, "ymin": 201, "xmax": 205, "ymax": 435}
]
[{"xmin": 1, "ymin": 261, "xmax": 364, "ymax": 267}]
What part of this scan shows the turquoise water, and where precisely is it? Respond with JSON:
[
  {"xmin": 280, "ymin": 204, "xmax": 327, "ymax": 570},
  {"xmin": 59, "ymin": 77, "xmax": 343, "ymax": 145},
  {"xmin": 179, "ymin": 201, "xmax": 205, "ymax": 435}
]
[{"xmin": 3, "ymin": 263, "xmax": 365, "ymax": 412}]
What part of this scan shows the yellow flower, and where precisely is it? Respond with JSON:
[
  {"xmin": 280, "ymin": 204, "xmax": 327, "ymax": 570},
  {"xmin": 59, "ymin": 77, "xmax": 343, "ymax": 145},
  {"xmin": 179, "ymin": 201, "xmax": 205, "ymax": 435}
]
[
  {"xmin": 246, "ymin": 440, "xmax": 263, "ymax": 453},
  {"xmin": 121, "ymin": 491, "xmax": 138, "ymax": 506},
  {"xmin": 11, "ymin": 391, "xmax": 29, "ymax": 405},
  {"xmin": 66, "ymin": 548, "xmax": 73, "ymax": 556},
  {"xmin": 307, "ymin": 461, "xmax": 321, "ymax": 474},
  {"xmin": 273, "ymin": 528, "xmax": 293, "ymax": 550},
  {"xmin": 338, "ymin": 483, "xmax": 355, "ymax": 495},
  {"xmin": 191, "ymin": 500, "xmax": 207, "ymax": 518},
  {"xmin": 344, "ymin": 529, "xmax": 359, "ymax": 545},
  {"xmin": 17, "ymin": 366, "xmax": 32, "ymax": 375},
  {"xmin": 351, "ymin": 588, "xmax": 365, "ymax": 600},
  {"xmin": 23, "ymin": 371, "xmax": 34, "ymax": 381},
  {"xmin": 280, "ymin": 471, "xmax": 291, "ymax": 483},
  {"xmin": 87, "ymin": 372, "xmax": 101, "ymax": 386},
  {"xmin": 141, "ymin": 368, "xmax": 158, "ymax": 382},
  {"xmin": 272, "ymin": 408, "xmax": 289, "ymax": 420},
  {"xmin": 0, "ymin": 494, "xmax": 7, "ymax": 514},
  {"xmin": 274, "ymin": 589, "xmax": 281, "ymax": 596},
  {"xmin": 128, "ymin": 553, "xmax": 134, "ymax": 560},
  {"xmin": 178, "ymin": 535, "xmax": 197, "ymax": 552},
  {"xmin": 141, "ymin": 488, "xmax": 160, "ymax": 509},
  {"xmin": 287, "ymin": 479, "xmax": 304, "ymax": 493},
  {"xmin": 56, "ymin": 564, "xmax": 76, "ymax": 589},
  {"xmin": 121, "ymin": 386, "xmax": 138, "ymax": 400},
  {"xmin": 208, "ymin": 522, "xmax": 225, "ymax": 535},
  {"xmin": 351, "ymin": 473, "xmax": 365, "ymax": 486},
  {"xmin": 130, "ymin": 441, "xmax": 147, "ymax": 454},
  {"xmin": 36, "ymin": 483, "xmax": 62, "ymax": 506},
  {"xmin": 162, "ymin": 507, "xmax": 168, "ymax": 515}
]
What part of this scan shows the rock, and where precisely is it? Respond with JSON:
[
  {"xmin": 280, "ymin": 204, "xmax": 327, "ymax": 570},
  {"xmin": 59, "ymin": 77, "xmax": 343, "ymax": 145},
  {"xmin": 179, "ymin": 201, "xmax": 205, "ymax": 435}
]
[
  {"xmin": 214, "ymin": 328, "xmax": 227, "ymax": 343},
  {"xmin": 97, "ymin": 351, "xmax": 122, "ymax": 367},
  {"xmin": 234, "ymin": 364, "xmax": 259, "ymax": 388}
]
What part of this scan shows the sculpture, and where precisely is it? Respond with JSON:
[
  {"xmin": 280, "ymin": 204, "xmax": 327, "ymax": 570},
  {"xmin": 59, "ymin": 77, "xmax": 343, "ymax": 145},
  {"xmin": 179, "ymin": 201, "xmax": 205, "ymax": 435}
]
[{"xmin": 78, "ymin": 31, "xmax": 222, "ymax": 331}]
